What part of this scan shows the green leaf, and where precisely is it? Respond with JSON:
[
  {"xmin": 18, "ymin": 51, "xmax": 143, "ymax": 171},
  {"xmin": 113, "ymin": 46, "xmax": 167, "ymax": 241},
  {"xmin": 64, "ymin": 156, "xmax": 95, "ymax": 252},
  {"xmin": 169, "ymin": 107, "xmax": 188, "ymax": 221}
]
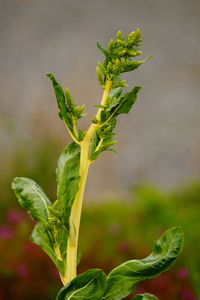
[
  {"xmin": 56, "ymin": 269, "xmax": 107, "ymax": 300},
  {"xmin": 97, "ymin": 41, "xmax": 108, "ymax": 56},
  {"xmin": 11, "ymin": 177, "xmax": 67, "ymax": 273},
  {"xmin": 47, "ymin": 200, "xmax": 68, "ymax": 260},
  {"xmin": 104, "ymin": 227, "xmax": 184, "ymax": 300},
  {"xmin": 54, "ymin": 223, "xmax": 68, "ymax": 260},
  {"xmin": 132, "ymin": 293, "xmax": 159, "ymax": 300},
  {"xmin": 89, "ymin": 118, "xmax": 116, "ymax": 161},
  {"xmin": 56, "ymin": 142, "xmax": 80, "ymax": 226},
  {"xmin": 77, "ymin": 129, "xmax": 86, "ymax": 141},
  {"xmin": 46, "ymin": 142, "xmax": 81, "ymax": 262},
  {"xmin": 47, "ymin": 73, "xmax": 85, "ymax": 141},
  {"xmin": 47, "ymin": 73, "xmax": 73, "ymax": 129},
  {"xmin": 109, "ymin": 87, "xmax": 123, "ymax": 100},
  {"xmin": 112, "ymin": 86, "xmax": 141, "ymax": 117},
  {"xmin": 31, "ymin": 222, "xmax": 56, "ymax": 265},
  {"xmin": 96, "ymin": 65, "xmax": 105, "ymax": 86},
  {"xmin": 31, "ymin": 222, "xmax": 65, "ymax": 276},
  {"xmin": 11, "ymin": 177, "xmax": 51, "ymax": 222},
  {"xmin": 65, "ymin": 88, "xmax": 86, "ymax": 120}
]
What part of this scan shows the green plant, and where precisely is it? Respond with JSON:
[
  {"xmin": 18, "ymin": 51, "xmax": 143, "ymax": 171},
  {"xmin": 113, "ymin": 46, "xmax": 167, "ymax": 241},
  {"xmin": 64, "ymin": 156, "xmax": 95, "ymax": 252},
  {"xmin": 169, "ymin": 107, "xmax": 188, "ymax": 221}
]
[{"xmin": 11, "ymin": 29, "xmax": 184, "ymax": 299}]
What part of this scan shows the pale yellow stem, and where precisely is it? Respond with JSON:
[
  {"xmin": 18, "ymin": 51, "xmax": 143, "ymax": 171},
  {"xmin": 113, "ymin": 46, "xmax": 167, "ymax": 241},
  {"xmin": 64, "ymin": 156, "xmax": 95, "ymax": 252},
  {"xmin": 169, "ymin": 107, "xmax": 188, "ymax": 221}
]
[{"xmin": 61, "ymin": 80, "xmax": 112, "ymax": 285}]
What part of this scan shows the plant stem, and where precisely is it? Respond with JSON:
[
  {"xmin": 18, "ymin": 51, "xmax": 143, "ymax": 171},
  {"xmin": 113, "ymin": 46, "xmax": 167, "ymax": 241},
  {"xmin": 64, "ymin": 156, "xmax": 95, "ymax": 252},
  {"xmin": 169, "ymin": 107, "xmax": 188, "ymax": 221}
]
[{"xmin": 62, "ymin": 79, "xmax": 112, "ymax": 285}]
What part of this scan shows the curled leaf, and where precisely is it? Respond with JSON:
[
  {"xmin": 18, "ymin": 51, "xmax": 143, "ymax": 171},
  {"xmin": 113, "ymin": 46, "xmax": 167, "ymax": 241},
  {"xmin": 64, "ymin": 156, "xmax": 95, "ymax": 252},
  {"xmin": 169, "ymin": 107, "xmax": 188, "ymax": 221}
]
[{"xmin": 104, "ymin": 227, "xmax": 184, "ymax": 300}]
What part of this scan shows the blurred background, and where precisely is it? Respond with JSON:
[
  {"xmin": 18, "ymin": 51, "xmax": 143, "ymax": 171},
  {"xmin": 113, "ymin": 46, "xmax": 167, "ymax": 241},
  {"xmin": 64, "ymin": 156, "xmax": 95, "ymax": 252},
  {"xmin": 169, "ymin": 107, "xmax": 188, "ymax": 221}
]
[{"xmin": 0, "ymin": 0, "xmax": 200, "ymax": 299}]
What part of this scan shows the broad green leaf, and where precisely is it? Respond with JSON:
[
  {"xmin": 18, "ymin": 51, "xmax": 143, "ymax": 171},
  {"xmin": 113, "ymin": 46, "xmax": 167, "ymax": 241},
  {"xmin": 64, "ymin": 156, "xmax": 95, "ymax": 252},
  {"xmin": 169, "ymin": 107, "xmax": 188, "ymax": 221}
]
[
  {"xmin": 132, "ymin": 293, "xmax": 159, "ymax": 300},
  {"xmin": 56, "ymin": 269, "xmax": 107, "ymax": 300},
  {"xmin": 56, "ymin": 142, "xmax": 80, "ymax": 226},
  {"xmin": 11, "ymin": 177, "xmax": 51, "ymax": 222},
  {"xmin": 104, "ymin": 227, "xmax": 184, "ymax": 300},
  {"xmin": 11, "ymin": 177, "xmax": 67, "ymax": 273},
  {"xmin": 31, "ymin": 222, "xmax": 65, "ymax": 276}
]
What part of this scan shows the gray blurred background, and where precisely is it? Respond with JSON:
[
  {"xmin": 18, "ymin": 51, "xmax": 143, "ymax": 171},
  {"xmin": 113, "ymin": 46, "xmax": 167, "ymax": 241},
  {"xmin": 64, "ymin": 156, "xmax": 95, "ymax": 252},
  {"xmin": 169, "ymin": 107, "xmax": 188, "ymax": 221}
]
[{"xmin": 1, "ymin": 0, "xmax": 200, "ymax": 199}]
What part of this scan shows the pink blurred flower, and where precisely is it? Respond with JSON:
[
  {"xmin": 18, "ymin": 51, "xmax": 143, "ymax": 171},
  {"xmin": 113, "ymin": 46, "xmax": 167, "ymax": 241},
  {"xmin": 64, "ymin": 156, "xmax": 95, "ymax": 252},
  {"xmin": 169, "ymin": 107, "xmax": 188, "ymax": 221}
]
[
  {"xmin": 15, "ymin": 264, "xmax": 29, "ymax": 279},
  {"xmin": 6, "ymin": 210, "xmax": 24, "ymax": 224},
  {"xmin": 0, "ymin": 226, "xmax": 12, "ymax": 239},
  {"xmin": 117, "ymin": 240, "xmax": 130, "ymax": 253},
  {"xmin": 177, "ymin": 268, "xmax": 189, "ymax": 280},
  {"xmin": 132, "ymin": 287, "xmax": 146, "ymax": 296},
  {"xmin": 24, "ymin": 241, "xmax": 37, "ymax": 254},
  {"xmin": 107, "ymin": 223, "xmax": 121, "ymax": 235},
  {"xmin": 180, "ymin": 288, "xmax": 196, "ymax": 300},
  {"xmin": 52, "ymin": 269, "xmax": 60, "ymax": 280}
]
